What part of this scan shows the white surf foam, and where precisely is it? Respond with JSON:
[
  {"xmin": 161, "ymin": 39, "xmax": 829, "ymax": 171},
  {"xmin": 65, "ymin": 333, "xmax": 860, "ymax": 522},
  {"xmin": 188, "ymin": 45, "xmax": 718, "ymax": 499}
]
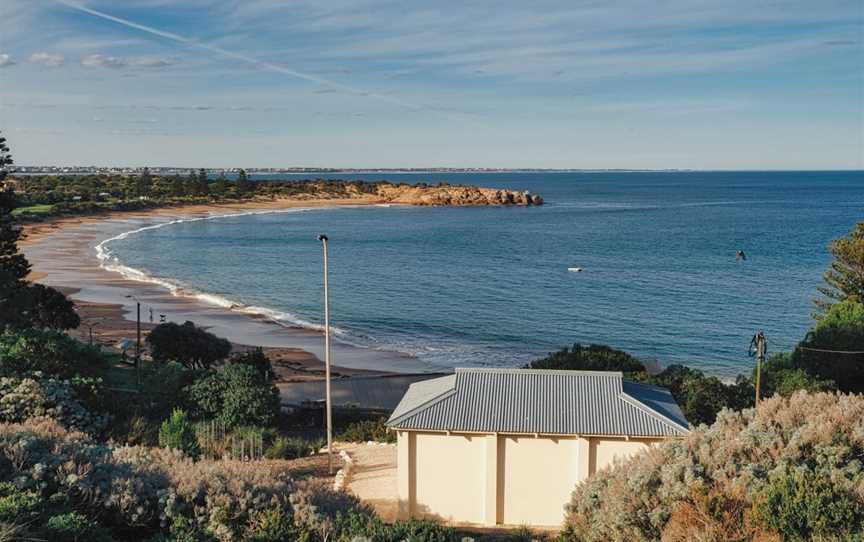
[{"xmin": 94, "ymin": 206, "xmax": 350, "ymax": 336}]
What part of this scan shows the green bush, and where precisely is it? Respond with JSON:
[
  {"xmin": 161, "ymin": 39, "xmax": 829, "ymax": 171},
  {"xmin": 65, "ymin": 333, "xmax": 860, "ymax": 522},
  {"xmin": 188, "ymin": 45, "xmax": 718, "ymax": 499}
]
[
  {"xmin": 0, "ymin": 328, "xmax": 104, "ymax": 378},
  {"xmin": 337, "ymin": 418, "xmax": 395, "ymax": 443},
  {"xmin": 246, "ymin": 508, "xmax": 297, "ymax": 542},
  {"xmin": 186, "ymin": 364, "xmax": 279, "ymax": 428},
  {"xmin": 159, "ymin": 409, "xmax": 200, "ymax": 459},
  {"xmin": 146, "ymin": 321, "xmax": 231, "ymax": 370},
  {"xmin": 527, "ymin": 343, "xmax": 645, "ymax": 372},
  {"xmin": 0, "ymin": 375, "xmax": 107, "ymax": 434},
  {"xmin": 0, "ymin": 482, "xmax": 40, "ymax": 522},
  {"xmin": 264, "ymin": 436, "xmax": 316, "ymax": 460},
  {"xmin": 563, "ymin": 391, "xmax": 864, "ymax": 541},
  {"xmin": 45, "ymin": 512, "xmax": 111, "ymax": 542},
  {"xmin": 796, "ymin": 299, "xmax": 864, "ymax": 393},
  {"xmin": 752, "ymin": 468, "xmax": 864, "ymax": 541}
]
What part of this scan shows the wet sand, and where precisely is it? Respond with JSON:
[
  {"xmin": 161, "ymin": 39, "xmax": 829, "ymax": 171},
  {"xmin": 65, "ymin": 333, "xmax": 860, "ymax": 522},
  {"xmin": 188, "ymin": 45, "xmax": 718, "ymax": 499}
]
[{"xmin": 21, "ymin": 198, "xmax": 437, "ymax": 381}]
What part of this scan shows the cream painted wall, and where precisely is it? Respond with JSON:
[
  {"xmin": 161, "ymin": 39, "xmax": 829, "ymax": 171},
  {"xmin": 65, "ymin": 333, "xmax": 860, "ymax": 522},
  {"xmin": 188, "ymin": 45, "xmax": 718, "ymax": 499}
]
[
  {"xmin": 500, "ymin": 436, "xmax": 581, "ymax": 526},
  {"xmin": 593, "ymin": 438, "xmax": 663, "ymax": 474},
  {"xmin": 413, "ymin": 432, "xmax": 487, "ymax": 523},
  {"xmin": 397, "ymin": 431, "xmax": 670, "ymax": 528}
]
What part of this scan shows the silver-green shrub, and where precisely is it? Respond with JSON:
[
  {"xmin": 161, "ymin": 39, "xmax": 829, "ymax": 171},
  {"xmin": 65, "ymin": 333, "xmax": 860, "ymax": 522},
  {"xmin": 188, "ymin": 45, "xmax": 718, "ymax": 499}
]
[
  {"xmin": 0, "ymin": 375, "xmax": 106, "ymax": 434},
  {"xmin": 563, "ymin": 391, "xmax": 864, "ymax": 541}
]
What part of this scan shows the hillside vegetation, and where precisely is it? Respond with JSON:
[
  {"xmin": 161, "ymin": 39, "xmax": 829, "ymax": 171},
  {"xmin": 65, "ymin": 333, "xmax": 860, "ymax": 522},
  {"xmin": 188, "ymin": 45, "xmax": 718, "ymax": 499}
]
[{"xmin": 563, "ymin": 391, "xmax": 864, "ymax": 541}]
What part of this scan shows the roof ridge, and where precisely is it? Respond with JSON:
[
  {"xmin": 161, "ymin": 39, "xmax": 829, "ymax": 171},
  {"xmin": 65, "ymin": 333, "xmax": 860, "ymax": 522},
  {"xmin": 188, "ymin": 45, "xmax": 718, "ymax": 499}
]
[
  {"xmin": 386, "ymin": 374, "xmax": 458, "ymax": 427},
  {"xmin": 455, "ymin": 368, "xmax": 623, "ymax": 377},
  {"xmin": 618, "ymin": 390, "xmax": 690, "ymax": 434}
]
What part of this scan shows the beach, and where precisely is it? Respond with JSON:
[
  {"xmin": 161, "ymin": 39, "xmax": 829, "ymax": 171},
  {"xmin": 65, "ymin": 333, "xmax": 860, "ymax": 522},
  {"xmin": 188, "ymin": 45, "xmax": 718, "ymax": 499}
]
[{"xmin": 21, "ymin": 197, "xmax": 437, "ymax": 383}]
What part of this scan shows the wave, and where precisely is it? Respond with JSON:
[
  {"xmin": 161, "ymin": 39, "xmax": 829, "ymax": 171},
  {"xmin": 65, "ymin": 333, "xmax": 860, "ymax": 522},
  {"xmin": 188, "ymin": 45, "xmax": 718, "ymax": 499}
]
[{"xmin": 94, "ymin": 207, "xmax": 348, "ymax": 336}]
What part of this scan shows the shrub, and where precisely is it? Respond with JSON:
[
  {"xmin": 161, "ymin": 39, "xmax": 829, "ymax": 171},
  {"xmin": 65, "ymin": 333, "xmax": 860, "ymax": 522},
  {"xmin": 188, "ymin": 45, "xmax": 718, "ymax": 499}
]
[
  {"xmin": 0, "ymin": 375, "xmax": 107, "ymax": 434},
  {"xmin": 527, "ymin": 343, "xmax": 645, "ymax": 372},
  {"xmin": 337, "ymin": 418, "xmax": 395, "ymax": 443},
  {"xmin": 45, "ymin": 511, "xmax": 111, "ymax": 542},
  {"xmin": 0, "ymin": 482, "xmax": 40, "ymax": 522},
  {"xmin": 146, "ymin": 321, "xmax": 231, "ymax": 370},
  {"xmin": 245, "ymin": 507, "xmax": 297, "ymax": 542},
  {"xmin": 159, "ymin": 409, "xmax": 200, "ymax": 459},
  {"xmin": 186, "ymin": 364, "xmax": 279, "ymax": 429},
  {"xmin": 264, "ymin": 436, "xmax": 316, "ymax": 460},
  {"xmin": 0, "ymin": 328, "xmax": 104, "ymax": 378},
  {"xmin": 796, "ymin": 299, "xmax": 864, "ymax": 393},
  {"xmin": 563, "ymin": 392, "xmax": 864, "ymax": 541},
  {"xmin": 752, "ymin": 468, "xmax": 864, "ymax": 541},
  {"xmin": 0, "ymin": 419, "xmax": 325, "ymax": 540},
  {"xmin": 230, "ymin": 348, "xmax": 275, "ymax": 382}
]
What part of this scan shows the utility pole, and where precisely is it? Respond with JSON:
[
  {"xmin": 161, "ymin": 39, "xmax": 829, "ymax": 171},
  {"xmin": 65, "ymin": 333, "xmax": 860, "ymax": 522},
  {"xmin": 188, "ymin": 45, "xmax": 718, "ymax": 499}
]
[
  {"xmin": 318, "ymin": 234, "xmax": 334, "ymax": 475},
  {"xmin": 126, "ymin": 295, "xmax": 142, "ymax": 388},
  {"xmin": 749, "ymin": 330, "xmax": 766, "ymax": 406}
]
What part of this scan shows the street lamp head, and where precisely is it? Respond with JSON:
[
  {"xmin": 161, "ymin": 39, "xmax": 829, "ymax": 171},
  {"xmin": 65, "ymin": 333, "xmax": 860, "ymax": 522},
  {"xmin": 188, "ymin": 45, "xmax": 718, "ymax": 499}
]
[{"xmin": 317, "ymin": 234, "xmax": 328, "ymax": 242}]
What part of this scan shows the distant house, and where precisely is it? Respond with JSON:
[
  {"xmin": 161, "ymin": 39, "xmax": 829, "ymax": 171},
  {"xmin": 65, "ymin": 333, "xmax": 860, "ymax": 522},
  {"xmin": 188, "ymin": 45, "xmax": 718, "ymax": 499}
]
[
  {"xmin": 1, "ymin": 179, "xmax": 22, "ymax": 192},
  {"xmin": 387, "ymin": 368, "xmax": 689, "ymax": 527}
]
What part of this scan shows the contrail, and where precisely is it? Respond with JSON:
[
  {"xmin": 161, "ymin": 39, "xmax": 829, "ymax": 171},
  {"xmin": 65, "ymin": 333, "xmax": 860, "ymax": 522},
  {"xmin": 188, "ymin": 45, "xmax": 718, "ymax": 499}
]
[{"xmin": 54, "ymin": 0, "xmax": 423, "ymax": 111}]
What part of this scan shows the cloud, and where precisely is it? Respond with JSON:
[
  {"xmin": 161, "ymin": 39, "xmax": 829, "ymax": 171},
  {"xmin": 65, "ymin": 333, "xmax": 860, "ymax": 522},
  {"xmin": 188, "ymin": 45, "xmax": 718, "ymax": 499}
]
[
  {"xmin": 81, "ymin": 54, "xmax": 126, "ymax": 68},
  {"xmin": 128, "ymin": 56, "xmax": 175, "ymax": 68},
  {"xmin": 29, "ymin": 52, "xmax": 65, "ymax": 67},
  {"xmin": 0, "ymin": 54, "xmax": 14, "ymax": 67}
]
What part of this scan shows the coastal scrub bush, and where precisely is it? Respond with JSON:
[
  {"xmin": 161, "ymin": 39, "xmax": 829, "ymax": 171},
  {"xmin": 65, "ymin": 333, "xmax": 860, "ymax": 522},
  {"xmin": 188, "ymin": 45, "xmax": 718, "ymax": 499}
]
[
  {"xmin": 752, "ymin": 468, "xmax": 864, "ymax": 541},
  {"xmin": 264, "ymin": 436, "xmax": 316, "ymax": 460},
  {"xmin": 527, "ymin": 343, "xmax": 645, "ymax": 372},
  {"xmin": 186, "ymin": 364, "xmax": 279, "ymax": 428},
  {"xmin": 0, "ymin": 328, "xmax": 105, "ymax": 378},
  {"xmin": 562, "ymin": 391, "xmax": 864, "ymax": 541},
  {"xmin": 0, "ymin": 418, "xmax": 339, "ymax": 541},
  {"xmin": 0, "ymin": 375, "xmax": 107, "ymax": 434},
  {"xmin": 337, "ymin": 418, "xmax": 395, "ymax": 443},
  {"xmin": 795, "ymin": 299, "xmax": 864, "ymax": 393},
  {"xmin": 147, "ymin": 321, "xmax": 231, "ymax": 370},
  {"xmin": 159, "ymin": 409, "xmax": 200, "ymax": 459}
]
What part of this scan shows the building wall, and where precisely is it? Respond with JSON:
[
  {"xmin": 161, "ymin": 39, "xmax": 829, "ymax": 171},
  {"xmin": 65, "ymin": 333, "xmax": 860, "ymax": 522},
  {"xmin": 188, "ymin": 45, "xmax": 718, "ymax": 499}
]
[
  {"xmin": 413, "ymin": 432, "xmax": 487, "ymax": 523},
  {"xmin": 397, "ymin": 430, "xmax": 667, "ymax": 527}
]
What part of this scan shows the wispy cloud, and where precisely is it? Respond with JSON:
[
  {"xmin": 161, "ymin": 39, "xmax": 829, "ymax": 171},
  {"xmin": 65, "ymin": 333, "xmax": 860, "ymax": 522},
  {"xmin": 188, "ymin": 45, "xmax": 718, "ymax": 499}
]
[
  {"xmin": 0, "ymin": 54, "xmax": 15, "ymax": 67},
  {"xmin": 80, "ymin": 54, "xmax": 175, "ymax": 68},
  {"xmin": 28, "ymin": 52, "xmax": 65, "ymax": 67},
  {"xmin": 81, "ymin": 54, "xmax": 126, "ymax": 68}
]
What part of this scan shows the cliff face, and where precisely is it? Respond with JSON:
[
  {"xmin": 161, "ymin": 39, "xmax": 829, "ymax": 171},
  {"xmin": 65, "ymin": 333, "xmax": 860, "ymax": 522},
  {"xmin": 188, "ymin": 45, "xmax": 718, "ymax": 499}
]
[{"xmin": 374, "ymin": 184, "xmax": 543, "ymax": 206}]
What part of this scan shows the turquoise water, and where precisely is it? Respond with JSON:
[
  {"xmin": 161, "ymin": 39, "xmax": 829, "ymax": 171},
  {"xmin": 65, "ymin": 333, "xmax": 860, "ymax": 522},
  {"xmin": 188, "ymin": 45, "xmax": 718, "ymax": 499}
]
[{"xmin": 106, "ymin": 171, "xmax": 863, "ymax": 377}]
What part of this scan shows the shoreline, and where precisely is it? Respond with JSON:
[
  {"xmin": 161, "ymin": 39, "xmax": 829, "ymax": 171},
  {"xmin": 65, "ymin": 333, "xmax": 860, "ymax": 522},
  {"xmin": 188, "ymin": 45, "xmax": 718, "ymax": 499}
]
[{"xmin": 21, "ymin": 197, "xmax": 440, "ymax": 380}]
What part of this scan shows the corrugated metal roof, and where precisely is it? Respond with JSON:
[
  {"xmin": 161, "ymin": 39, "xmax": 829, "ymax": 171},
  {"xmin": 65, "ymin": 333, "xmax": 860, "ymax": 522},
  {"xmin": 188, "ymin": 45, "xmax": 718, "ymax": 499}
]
[{"xmin": 386, "ymin": 368, "xmax": 689, "ymax": 437}]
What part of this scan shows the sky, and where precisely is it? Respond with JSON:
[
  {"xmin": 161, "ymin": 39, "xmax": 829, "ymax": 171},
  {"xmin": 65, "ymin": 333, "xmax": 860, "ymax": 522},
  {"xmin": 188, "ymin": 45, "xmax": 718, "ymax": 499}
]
[{"xmin": 0, "ymin": 0, "xmax": 862, "ymax": 169}]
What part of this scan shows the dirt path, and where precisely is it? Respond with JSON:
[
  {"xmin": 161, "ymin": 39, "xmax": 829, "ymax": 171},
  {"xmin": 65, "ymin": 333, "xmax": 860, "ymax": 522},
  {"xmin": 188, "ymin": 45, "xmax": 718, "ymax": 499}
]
[{"xmin": 342, "ymin": 442, "xmax": 399, "ymax": 522}]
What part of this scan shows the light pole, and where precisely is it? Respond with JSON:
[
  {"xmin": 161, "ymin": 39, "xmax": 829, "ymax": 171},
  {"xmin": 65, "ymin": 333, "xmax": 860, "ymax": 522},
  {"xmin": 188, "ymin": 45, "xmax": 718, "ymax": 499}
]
[
  {"xmin": 318, "ymin": 234, "xmax": 334, "ymax": 475},
  {"xmin": 125, "ymin": 295, "xmax": 141, "ymax": 388}
]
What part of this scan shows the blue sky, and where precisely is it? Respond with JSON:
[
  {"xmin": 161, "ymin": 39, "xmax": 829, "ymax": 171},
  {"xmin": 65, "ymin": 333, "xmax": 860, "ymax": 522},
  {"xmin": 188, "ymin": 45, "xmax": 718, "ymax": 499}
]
[{"xmin": 0, "ymin": 0, "xmax": 861, "ymax": 169}]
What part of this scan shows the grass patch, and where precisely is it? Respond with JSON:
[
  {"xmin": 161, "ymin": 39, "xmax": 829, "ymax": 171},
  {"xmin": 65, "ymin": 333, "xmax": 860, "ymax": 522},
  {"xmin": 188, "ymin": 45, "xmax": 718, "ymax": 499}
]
[{"xmin": 11, "ymin": 204, "xmax": 54, "ymax": 216}]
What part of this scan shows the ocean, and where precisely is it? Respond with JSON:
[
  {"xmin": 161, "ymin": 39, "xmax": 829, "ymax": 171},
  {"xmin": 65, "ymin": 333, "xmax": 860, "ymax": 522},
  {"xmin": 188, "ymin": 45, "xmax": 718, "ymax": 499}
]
[{"xmin": 101, "ymin": 171, "xmax": 863, "ymax": 378}]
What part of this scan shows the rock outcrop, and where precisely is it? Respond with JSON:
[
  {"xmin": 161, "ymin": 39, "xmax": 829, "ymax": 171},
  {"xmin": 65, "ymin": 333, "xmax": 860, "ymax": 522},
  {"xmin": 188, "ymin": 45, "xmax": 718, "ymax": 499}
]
[{"xmin": 375, "ymin": 184, "xmax": 543, "ymax": 206}]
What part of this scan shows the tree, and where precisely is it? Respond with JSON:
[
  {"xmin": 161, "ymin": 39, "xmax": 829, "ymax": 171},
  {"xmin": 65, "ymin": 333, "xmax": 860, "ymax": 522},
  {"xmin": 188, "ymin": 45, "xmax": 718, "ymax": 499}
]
[
  {"xmin": 0, "ymin": 327, "xmax": 105, "ymax": 378},
  {"xmin": 0, "ymin": 135, "xmax": 79, "ymax": 331},
  {"xmin": 159, "ymin": 408, "xmax": 200, "ymax": 459},
  {"xmin": 146, "ymin": 321, "xmax": 231, "ymax": 370},
  {"xmin": 170, "ymin": 175, "xmax": 185, "ymax": 198},
  {"xmin": 796, "ymin": 299, "xmax": 864, "ymax": 393},
  {"xmin": 136, "ymin": 167, "xmax": 153, "ymax": 198},
  {"xmin": 527, "ymin": 343, "xmax": 646, "ymax": 372},
  {"xmin": 211, "ymin": 172, "xmax": 228, "ymax": 198},
  {"xmin": 815, "ymin": 223, "xmax": 864, "ymax": 315},
  {"xmin": 185, "ymin": 363, "xmax": 279, "ymax": 428},
  {"xmin": 231, "ymin": 347, "xmax": 275, "ymax": 381},
  {"xmin": 184, "ymin": 170, "xmax": 198, "ymax": 196},
  {"xmin": 237, "ymin": 169, "xmax": 253, "ymax": 196},
  {"xmin": 0, "ymin": 131, "xmax": 12, "ymax": 182},
  {"xmin": 196, "ymin": 168, "xmax": 210, "ymax": 197}
]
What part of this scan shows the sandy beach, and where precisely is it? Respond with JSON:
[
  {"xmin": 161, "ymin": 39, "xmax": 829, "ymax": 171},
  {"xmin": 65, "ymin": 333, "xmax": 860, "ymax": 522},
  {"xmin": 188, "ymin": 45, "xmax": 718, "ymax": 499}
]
[{"xmin": 20, "ymin": 198, "xmax": 437, "ymax": 382}]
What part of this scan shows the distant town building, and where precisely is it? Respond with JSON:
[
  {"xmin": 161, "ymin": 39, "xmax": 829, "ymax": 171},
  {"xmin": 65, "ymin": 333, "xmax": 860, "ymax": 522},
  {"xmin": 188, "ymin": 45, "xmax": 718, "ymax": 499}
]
[{"xmin": 387, "ymin": 368, "xmax": 689, "ymax": 527}]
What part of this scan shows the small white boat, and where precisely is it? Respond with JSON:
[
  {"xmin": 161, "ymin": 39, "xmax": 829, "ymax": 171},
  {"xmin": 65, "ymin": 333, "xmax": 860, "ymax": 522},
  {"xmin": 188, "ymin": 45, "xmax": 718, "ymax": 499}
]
[{"xmin": 568, "ymin": 267, "xmax": 583, "ymax": 272}]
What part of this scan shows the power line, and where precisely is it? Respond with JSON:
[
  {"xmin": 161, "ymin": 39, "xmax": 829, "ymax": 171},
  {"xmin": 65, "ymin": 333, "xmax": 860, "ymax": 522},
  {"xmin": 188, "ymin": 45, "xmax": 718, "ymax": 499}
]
[{"xmin": 798, "ymin": 346, "xmax": 864, "ymax": 355}]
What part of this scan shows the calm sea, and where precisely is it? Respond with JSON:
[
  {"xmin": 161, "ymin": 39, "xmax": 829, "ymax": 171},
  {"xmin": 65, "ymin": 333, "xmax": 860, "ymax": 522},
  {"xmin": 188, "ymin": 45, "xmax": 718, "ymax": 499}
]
[{"xmin": 106, "ymin": 171, "xmax": 863, "ymax": 377}]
